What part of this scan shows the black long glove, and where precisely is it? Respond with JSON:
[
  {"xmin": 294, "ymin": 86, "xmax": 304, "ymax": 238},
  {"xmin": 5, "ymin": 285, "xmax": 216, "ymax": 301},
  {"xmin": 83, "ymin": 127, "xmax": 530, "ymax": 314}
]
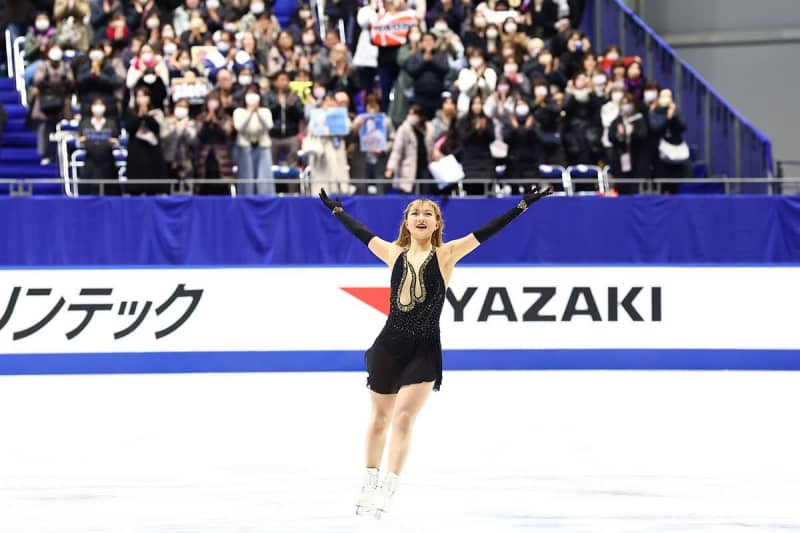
[
  {"xmin": 319, "ymin": 188, "xmax": 376, "ymax": 246},
  {"xmin": 473, "ymin": 186, "xmax": 553, "ymax": 243}
]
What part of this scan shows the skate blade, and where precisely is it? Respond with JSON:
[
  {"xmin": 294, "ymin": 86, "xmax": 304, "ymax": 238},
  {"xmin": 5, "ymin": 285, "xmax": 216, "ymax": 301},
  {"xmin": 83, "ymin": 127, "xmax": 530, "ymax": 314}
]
[{"xmin": 355, "ymin": 505, "xmax": 373, "ymax": 516}]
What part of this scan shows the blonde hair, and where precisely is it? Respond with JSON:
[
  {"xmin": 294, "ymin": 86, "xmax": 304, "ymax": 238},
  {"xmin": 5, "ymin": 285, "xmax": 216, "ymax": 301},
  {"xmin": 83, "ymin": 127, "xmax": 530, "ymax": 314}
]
[{"xmin": 394, "ymin": 199, "xmax": 444, "ymax": 248}]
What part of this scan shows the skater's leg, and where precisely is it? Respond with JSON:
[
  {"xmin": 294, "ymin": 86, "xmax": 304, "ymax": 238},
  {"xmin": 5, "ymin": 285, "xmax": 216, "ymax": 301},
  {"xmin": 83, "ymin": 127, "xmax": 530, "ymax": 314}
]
[
  {"xmin": 387, "ymin": 381, "xmax": 434, "ymax": 475},
  {"xmin": 366, "ymin": 390, "xmax": 396, "ymax": 468}
]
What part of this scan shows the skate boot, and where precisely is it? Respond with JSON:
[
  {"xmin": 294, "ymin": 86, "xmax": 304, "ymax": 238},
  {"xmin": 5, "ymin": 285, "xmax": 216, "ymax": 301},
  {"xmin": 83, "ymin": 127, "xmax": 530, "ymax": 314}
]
[
  {"xmin": 373, "ymin": 472, "xmax": 400, "ymax": 519},
  {"xmin": 355, "ymin": 467, "xmax": 380, "ymax": 516}
]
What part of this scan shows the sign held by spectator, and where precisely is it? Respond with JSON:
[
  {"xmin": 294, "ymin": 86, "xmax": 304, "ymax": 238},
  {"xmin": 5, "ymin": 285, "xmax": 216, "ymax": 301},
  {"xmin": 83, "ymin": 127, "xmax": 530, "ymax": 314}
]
[
  {"xmin": 309, "ymin": 108, "xmax": 349, "ymax": 136},
  {"xmin": 359, "ymin": 113, "xmax": 387, "ymax": 152}
]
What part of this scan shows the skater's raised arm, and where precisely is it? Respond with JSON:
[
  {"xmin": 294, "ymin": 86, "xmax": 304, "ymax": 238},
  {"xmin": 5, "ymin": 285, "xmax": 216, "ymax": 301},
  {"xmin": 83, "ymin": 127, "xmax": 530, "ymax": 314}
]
[
  {"xmin": 441, "ymin": 186, "xmax": 553, "ymax": 265},
  {"xmin": 319, "ymin": 188, "xmax": 402, "ymax": 266}
]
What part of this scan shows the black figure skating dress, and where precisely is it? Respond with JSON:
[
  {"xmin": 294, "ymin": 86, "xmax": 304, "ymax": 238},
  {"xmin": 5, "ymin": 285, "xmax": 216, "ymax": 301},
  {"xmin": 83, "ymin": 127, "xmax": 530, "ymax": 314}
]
[{"xmin": 365, "ymin": 247, "xmax": 446, "ymax": 394}]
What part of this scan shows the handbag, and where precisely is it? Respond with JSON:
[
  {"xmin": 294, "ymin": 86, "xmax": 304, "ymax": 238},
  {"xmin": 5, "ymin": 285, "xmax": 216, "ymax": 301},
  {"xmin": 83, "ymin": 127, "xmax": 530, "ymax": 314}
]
[
  {"xmin": 659, "ymin": 138, "xmax": 690, "ymax": 163},
  {"xmin": 429, "ymin": 154, "xmax": 465, "ymax": 190},
  {"xmin": 489, "ymin": 139, "xmax": 508, "ymax": 159},
  {"xmin": 39, "ymin": 93, "xmax": 64, "ymax": 115}
]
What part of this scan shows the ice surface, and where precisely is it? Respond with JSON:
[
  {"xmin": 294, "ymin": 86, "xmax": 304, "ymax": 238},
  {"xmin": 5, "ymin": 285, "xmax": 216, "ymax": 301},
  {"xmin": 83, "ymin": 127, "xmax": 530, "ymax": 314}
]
[{"xmin": 0, "ymin": 370, "xmax": 798, "ymax": 532}]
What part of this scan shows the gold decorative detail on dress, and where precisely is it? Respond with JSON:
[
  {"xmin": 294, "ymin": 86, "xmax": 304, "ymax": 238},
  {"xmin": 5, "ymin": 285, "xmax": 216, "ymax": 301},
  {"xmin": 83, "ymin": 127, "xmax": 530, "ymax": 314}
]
[
  {"xmin": 397, "ymin": 248, "xmax": 436, "ymax": 312},
  {"xmin": 332, "ymin": 206, "xmax": 344, "ymax": 214},
  {"xmin": 516, "ymin": 199, "xmax": 528, "ymax": 210}
]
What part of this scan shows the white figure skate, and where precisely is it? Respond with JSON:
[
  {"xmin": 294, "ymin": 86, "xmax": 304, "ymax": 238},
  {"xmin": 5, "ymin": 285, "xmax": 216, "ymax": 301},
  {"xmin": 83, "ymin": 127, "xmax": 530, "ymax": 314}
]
[
  {"xmin": 373, "ymin": 472, "xmax": 400, "ymax": 519},
  {"xmin": 355, "ymin": 467, "xmax": 380, "ymax": 516}
]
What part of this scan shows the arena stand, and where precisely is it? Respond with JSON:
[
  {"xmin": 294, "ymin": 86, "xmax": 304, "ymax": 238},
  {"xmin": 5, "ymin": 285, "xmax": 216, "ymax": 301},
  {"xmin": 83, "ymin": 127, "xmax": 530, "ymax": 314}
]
[{"xmin": 0, "ymin": 0, "xmax": 777, "ymax": 197}]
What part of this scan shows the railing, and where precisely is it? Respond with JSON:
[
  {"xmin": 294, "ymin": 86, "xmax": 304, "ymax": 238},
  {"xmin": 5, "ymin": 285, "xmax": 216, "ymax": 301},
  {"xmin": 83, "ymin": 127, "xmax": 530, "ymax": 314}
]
[
  {"xmin": 3, "ymin": 176, "xmax": 799, "ymax": 197},
  {"xmin": 4, "ymin": 29, "xmax": 14, "ymax": 78},
  {"xmin": 580, "ymin": 0, "xmax": 774, "ymax": 183}
]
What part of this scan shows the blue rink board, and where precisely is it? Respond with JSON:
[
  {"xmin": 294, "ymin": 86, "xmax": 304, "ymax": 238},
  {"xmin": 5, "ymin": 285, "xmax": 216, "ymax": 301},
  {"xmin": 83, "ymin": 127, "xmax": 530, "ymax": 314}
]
[{"xmin": 0, "ymin": 350, "xmax": 799, "ymax": 375}]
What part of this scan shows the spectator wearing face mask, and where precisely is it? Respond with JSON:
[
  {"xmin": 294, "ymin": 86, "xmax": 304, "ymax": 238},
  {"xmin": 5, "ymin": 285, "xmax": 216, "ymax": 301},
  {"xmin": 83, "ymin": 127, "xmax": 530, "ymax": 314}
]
[
  {"xmin": 204, "ymin": 0, "xmax": 225, "ymax": 34},
  {"xmin": 32, "ymin": 44, "xmax": 75, "ymax": 166},
  {"xmin": 90, "ymin": 0, "xmax": 122, "ymax": 43},
  {"xmin": 532, "ymin": 80, "xmax": 566, "ymax": 166},
  {"xmin": 320, "ymin": 43, "xmax": 358, "ymax": 101},
  {"xmin": 426, "ymin": 0, "xmax": 465, "ymax": 34},
  {"xmin": 127, "ymin": 43, "xmax": 170, "ymax": 108},
  {"xmin": 459, "ymin": 95, "xmax": 496, "ymax": 195},
  {"xmin": 520, "ymin": 0, "xmax": 559, "ymax": 40},
  {"xmin": 527, "ymin": 48, "xmax": 565, "ymax": 93},
  {"xmin": 125, "ymin": 85, "xmax": 169, "ymax": 194},
  {"xmin": 405, "ymin": 32, "xmax": 450, "ymax": 120},
  {"xmin": 106, "ymin": 13, "xmax": 131, "ymax": 55},
  {"xmin": 303, "ymin": 93, "xmax": 352, "ymax": 195},
  {"xmin": 287, "ymin": 3, "xmax": 315, "ymax": 43},
  {"xmin": 483, "ymin": 77, "xmax": 516, "ymax": 133},
  {"xmin": 180, "ymin": 11, "xmax": 208, "ymax": 47},
  {"xmin": 500, "ymin": 17, "xmax": 527, "ymax": 59},
  {"xmin": 196, "ymin": 91, "xmax": 236, "ymax": 194},
  {"xmin": 608, "ymin": 92, "xmax": 649, "ymax": 194},
  {"xmin": 649, "ymin": 89, "xmax": 689, "ymax": 194},
  {"xmin": 215, "ymin": 68, "xmax": 237, "ymax": 115},
  {"xmin": 641, "ymin": 80, "xmax": 661, "ymax": 177},
  {"xmin": 77, "ymin": 43, "xmax": 123, "ymax": 124},
  {"xmin": 456, "ymin": 48, "xmax": 496, "ymax": 117},
  {"xmin": 239, "ymin": 0, "xmax": 268, "ymax": 34},
  {"xmin": 430, "ymin": 15, "xmax": 465, "ymax": 70},
  {"xmin": 23, "ymin": 13, "xmax": 56, "ymax": 89},
  {"xmin": 563, "ymin": 72, "xmax": 602, "ymax": 166},
  {"xmin": 462, "ymin": 11, "xmax": 488, "ymax": 53},
  {"xmin": 268, "ymin": 31, "xmax": 307, "ymax": 78},
  {"xmin": 355, "ymin": 93, "xmax": 395, "ymax": 194},
  {"xmin": 77, "ymin": 97, "xmax": 121, "ymax": 195},
  {"xmin": 161, "ymin": 99, "xmax": 198, "ymax": 182},
  {"xmin": 142, "ymin": 11, "xmax": 164, "ymax": 47},
  {"xmin": 232, "ymin": 85, "xmax": 275, "ymax": 196},
  {"xmin": 503, "ymin": 97, "xmax": 540, "ymax": 184},
  {"xmin": 240, "ymin": 31, "xmax": 269, "ymax": 76},
  {"xmin": 483, "ymin": 23, "xmax": 502, "ymax": 63},
  {"xmin": 501, "ymin": 56, "xmax": 529, "ymax": 98},
  {"xmin": 385, "ymin": 104, "xmax": 435, "ymax": 194},
  {"xmin": 53, "ymin": 0, "xmax": 91, "ymax": 51}
]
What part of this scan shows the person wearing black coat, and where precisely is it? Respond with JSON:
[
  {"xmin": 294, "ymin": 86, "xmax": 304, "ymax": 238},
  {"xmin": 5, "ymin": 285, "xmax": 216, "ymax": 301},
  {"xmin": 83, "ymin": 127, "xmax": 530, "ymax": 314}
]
[
  {"xmin": 608, "ymin": 93, "xmax": 650, "ymax": 195},
  {"xmin": 77, "ymin": 97, "xmax": 120, "ymax": 195},
  {"xmin": 649, "ymin": 89, "xmax": 690, "ymax": 194},
  {"xmin": 125, "ymin": 86, "xmax": 169, "ymax": 195},
  {"xmin": 405, "ymin": 33, "xmax": 450, "ymax": 120},
  {"xmin": 76, "ymin": 43, "xmax": 122, "ymax": 123},
  {"xmin": 264, "ymin": 71, "xmax": 305, "ymax": 167},
  {"xmin": 503, "ymin": 99, "xmax": 540, "ymax": 184},
  {"xmin": 532, "ymin": 82, "xmax": 566, "ymax": 166},
  {"xmin": 563, "ymin": 74, "xmax": 603, "ymax": 166},
  {"xmin": 521, "ymin": 0, "xmax": 559, "ymax": 41},
  {"xmin": 458, "ymin": 95, "xmax": 495, "ymax": 195}
]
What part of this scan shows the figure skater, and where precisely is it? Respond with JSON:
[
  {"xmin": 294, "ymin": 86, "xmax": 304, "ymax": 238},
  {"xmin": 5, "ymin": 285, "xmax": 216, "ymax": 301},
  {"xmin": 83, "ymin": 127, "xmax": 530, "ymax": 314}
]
[{"xmin": 318, "ymin": 186, "xmax": 552, "ymax": 518}]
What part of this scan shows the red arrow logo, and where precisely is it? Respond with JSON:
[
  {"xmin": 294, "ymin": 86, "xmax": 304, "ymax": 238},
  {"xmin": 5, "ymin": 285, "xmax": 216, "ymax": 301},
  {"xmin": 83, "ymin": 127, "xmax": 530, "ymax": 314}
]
[{"xmin": 341, "ymin": 287, "xmax": 391, "ymax": 316}]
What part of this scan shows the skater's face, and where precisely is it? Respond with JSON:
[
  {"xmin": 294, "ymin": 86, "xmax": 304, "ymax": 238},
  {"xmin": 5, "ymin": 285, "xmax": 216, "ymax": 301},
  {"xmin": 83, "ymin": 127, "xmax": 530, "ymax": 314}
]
[{"xmin": 405, "ymin": 200, "xmax": 440, "ymax": 241}]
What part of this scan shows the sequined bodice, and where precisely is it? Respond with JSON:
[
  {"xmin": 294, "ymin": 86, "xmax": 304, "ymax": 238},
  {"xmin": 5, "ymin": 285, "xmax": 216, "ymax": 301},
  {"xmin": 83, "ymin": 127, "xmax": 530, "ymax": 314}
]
[{"xmin": 385, "ymin": 248, "xmax": 446, "ymax": 338}]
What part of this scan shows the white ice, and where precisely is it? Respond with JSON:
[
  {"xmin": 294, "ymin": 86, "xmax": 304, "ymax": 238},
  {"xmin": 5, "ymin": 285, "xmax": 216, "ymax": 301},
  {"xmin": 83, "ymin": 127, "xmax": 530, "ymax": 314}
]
[{"xmin": 0, "ymin": 370, "xmax": 799, "ymax": 532}]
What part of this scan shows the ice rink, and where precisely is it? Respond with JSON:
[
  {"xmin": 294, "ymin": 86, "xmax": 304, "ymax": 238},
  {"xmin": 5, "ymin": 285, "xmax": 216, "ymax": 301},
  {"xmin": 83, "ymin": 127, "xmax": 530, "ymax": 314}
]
[{"xmin": 1, "ymin": 370, "xmax": 798, "ymax": 532}]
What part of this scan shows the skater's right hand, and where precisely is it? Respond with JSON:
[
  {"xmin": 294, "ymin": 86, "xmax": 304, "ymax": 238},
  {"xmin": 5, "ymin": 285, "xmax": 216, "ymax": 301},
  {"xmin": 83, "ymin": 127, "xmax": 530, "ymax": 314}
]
[{"xmin": 319, "ymin": 188, "xmax": 343, "ymax": 213}]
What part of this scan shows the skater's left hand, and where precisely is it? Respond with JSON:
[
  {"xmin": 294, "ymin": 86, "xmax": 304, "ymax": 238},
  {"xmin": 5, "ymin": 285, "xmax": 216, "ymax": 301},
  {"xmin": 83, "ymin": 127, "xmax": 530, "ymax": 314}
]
[
  {"xmin": 523, "ymin": 185, "xmax": 554, "ymax": 207},
  {"xmin": 319, "ymin": 187, "xmax": 343, "ymax": 213}
]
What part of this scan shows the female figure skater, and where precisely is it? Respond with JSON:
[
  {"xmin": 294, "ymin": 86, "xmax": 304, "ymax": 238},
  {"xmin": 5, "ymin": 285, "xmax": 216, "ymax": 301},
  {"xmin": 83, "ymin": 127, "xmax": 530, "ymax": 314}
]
[{"xmin": 318, "ymin": 186, "xmax": 552, "ymax": 518}]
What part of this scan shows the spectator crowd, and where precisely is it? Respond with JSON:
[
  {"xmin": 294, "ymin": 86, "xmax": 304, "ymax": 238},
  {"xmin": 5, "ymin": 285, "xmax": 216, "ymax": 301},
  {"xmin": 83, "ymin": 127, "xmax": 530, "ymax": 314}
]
[{"xmin": 4, "ymin": 0, "xmax": 692, "ymax": 195}]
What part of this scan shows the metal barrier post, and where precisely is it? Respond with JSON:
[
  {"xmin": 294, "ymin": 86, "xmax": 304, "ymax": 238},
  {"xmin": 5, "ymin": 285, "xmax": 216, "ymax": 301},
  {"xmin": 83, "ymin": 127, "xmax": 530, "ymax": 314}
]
[
  {"xmin": 733, "ymin": 117, "xmax": 742, "ymax": 193},
  {"xmin": 4, "ymin": 29, "xmax": 13, "ymax": 78},
  {"xmin": 703, "ymin": 89, "xmax": 711, "ymax": 175}
]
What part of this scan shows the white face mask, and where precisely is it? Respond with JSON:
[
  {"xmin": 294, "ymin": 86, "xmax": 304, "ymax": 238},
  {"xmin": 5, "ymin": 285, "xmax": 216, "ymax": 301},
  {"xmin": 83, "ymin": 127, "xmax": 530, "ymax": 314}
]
[
  {"xmin": 163, "ymin": 42, "xmax": 177, "ymax": 56},
  {"xmin": 497, "ymin": 84, "xmax": 509, "ymax": 95},
  {"xmin": 217, "ymin": 41, "xmax": 230, "ymax": 53},
  {"xmin": 486, "ymin": 29, "xmax": 498, "ymax": 39},
  {"xmin": 302, "ymin": 34, "xmax": 315, "ymax": 45},
  {"xmin": 89, "ymin": 50, "xmax": 104, "ymax": 61},
  {"xmin": 515, "ymin": 105, "xmax": 529, "ymax": 117},
  {"xmin": 239, "ymin": 75, "xmax": 253, "ymax": 86},
  {"xmin": 35, "ymin": 20, "xmax": 50, "ymax": 31},
  {"xmin": 621, "ymin": 103, "xmax": 634, "ymax": 115},
  {"xmin": 504, "ymin": 24, "xmax": 516, "ymax": 33},
  {"xmin": 534, "ymin": 86, "xmax": 548, "ymax": 97},
  {"xmin": 250, "ymin": 2, "xmax": 265, "ymax": 14},
  {"xmin": 474, "ymin": 18, "xmax": 486, "ymax": 29},
  {"xmin": 245, "ymin": 92, "xmax": 261, "ymax": 106},
  {"xmin": 207, "ymin": 100, "xmax": 220, "ymax": 111},
  {"xmin": 206, "ymin": 0, "xmax": 220, "ymax": 9},
  {"xmin": 48, "ymin": 48, "xmax": 63, "ymax": 62},
  {"xmin": 611, "ymin": 91, "xmax": 623, "ymax": 103},
  {"xmin": 644, "ymin": 90, "xmax": 658, "ymax": 104},
  {"xmin": 313, "ymin": 87, "xmax": 326, "ymax": 99},
  {"xmin": 658, "ymin": 96, "xmax": 672, "ymax": 108},
  {"xmin": 407, "ymin": 115, "xmax": 419, "ymax": 125},
  {"xmin": 190, "ymin": 18, "xmax": 203, "ymax": 29},
  {"xmin": 503, "ymin": 64, "xmax": 518, "ymax": 75},
  {"xmin": 408, "ymin": 33, "xmax": 421, "ymax": 43},
  {"xmin": 143, "ymin": 74, "xmax": 157, "ymax": 84},
  {"xmin": 140, "ymin": 52, "xmax": 154, "ymax": 64},
  {"xmin": 224, "ymin": 23, "xmax": 237, "ymax": 32},
  {"xmin": 91, "ymin": 105, "xmax": 106, "ymax": 116},
  {"xmin": 469, "ymin": 57, "xmax": 483, "ymax": 69},
  {"xmin": 162, "ymin": 31, "xmax": 175, "ymax": 40},
  {"xmin": 592, "ymin": 75, "xmax": 607, "ymax": 87},
  {"xmin": 434, "ymin": 23, "xmax": 448, "ymax": 32},
  {"xmin": 573, "ymin": 88, "xmax": 590, "ymax": 102},
  {"xmin": 174, "ymin": 106, "xmax": 189, "ymax": 119},
  {"xmin": 146, "ymin": 18, "xmax": 160, "ymax": 29}
]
